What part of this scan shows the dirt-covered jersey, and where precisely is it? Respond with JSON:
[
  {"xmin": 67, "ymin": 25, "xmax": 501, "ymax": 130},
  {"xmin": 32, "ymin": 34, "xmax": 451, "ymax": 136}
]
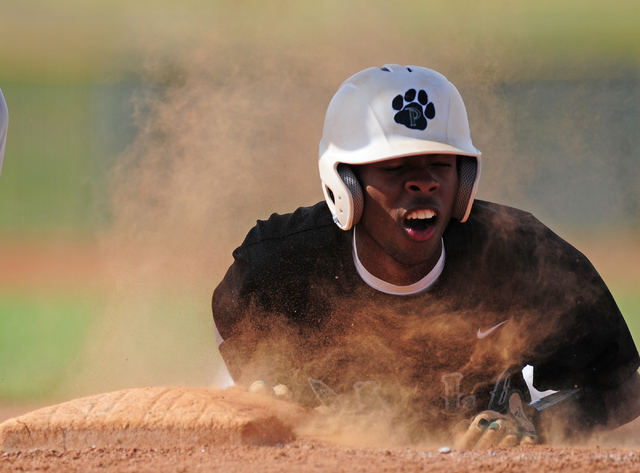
[{"xmin": 212, "ymin": 200, "xmax": 639, "ymax": 432}]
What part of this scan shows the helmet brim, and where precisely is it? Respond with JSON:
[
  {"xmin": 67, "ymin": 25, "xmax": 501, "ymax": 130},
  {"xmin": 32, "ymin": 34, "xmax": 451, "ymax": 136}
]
[{"xmin": 320, "ymin": 138, "xmax": 481, "ymax": 167}]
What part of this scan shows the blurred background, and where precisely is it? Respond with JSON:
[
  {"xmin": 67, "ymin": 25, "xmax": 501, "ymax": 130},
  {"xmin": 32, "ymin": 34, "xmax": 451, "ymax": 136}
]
[{"xmin": 0, "ymin": 0, "xmax": 639, "ymax": 412}]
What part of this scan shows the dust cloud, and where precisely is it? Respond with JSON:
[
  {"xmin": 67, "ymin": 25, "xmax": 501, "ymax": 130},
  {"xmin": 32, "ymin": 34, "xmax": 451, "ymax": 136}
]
[{"xmin": 57, "ymin": 1, "xmax": 638, "ymax": 449}]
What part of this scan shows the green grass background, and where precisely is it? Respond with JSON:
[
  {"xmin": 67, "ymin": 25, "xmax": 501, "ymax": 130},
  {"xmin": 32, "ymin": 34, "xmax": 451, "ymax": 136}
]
[
  {"xmin": 0, "ymin": 85, "xmax": 94, "ymax": 231},
  {"xmin": 0, "ymin": 0, "xmax": 639, "ymax": 402},
  {"xmin": 617, "ymin": 292, "xmax": 640, "ymax": 343},
  {"xmin": 0, "ymin": 291, "xmax": 98, "ymax": 400}
]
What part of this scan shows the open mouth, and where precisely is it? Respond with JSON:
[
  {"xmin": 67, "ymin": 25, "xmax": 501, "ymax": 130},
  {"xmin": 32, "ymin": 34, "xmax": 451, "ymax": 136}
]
[{"xmin": 403, "ymin": 209, "xmax": 437, "ymax": 239}]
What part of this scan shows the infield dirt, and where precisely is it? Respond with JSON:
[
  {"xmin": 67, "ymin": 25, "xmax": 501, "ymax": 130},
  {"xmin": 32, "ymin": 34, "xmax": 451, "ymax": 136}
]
[
  {"xmin": 2, "ymin": 386, "xmax": 640, "ymax": 472},
  {"xmin": 3, "ymin": 442, "xmax": 640, "ymax": 473}
]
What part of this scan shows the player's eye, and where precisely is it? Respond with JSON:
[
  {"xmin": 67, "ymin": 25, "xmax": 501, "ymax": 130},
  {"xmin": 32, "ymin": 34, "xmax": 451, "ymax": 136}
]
[{"xmin": 432, "ymin": 160, "xmax": 454, "ymax": 168}]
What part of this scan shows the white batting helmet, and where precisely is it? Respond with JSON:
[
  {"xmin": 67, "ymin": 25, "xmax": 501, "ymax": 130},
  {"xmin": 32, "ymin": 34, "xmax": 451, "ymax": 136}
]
[{"xmin": 319, "ymin": 64, "xmax": 481, "ymax": 230}]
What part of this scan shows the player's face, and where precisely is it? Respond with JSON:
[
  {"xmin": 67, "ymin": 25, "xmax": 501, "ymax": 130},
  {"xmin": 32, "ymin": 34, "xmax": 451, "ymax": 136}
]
[{"xmin": 353, "ymin": 154, "xmax": 459, "ymax": 285}]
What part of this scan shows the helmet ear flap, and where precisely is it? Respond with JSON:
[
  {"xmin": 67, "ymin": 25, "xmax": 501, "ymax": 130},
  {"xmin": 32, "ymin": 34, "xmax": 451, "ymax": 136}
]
[
  {"xmin": 452, "ymin": 155, "xmax": 477, "ymax": 222},
  {"xmin": 337, "ymin": 164, "xmax": 364, "ymax": 226}
]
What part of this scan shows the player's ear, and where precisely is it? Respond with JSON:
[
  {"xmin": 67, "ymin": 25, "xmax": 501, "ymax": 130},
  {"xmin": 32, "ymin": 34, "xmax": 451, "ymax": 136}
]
[
  {"xmin": 337, "ymin": 164, "xmax": 364, "ymax": 226},
  {"xmin": 452, "ymin": 155, "xmax": 479, "ymax": 222}
]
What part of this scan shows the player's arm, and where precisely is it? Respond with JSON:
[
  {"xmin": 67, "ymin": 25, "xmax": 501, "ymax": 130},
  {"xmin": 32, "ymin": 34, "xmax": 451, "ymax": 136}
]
[
  {"xmin": 454, "ymin": 371, "xmax": 640, "ymax": 449},
  {"xmin": 524, "ymin": 370, "xmax": 639, "ymax": 445},
  {"xmin": 212, "ymin": 242, "xmax": 294, "ymax": 389},
  {"xmin": 533, "ymin": 231, "xmax": 640, "ymax": 436},
  {"xmin": 529, "ymin": 286, "xmax": 640, "ymax": 439},
  {"xmin": 212, "ymin": 250, "xmax": 256, "ymax": 385},
  {"xmin": 588, "ymin": 370, "xmax": 640, "ymax": 429}
]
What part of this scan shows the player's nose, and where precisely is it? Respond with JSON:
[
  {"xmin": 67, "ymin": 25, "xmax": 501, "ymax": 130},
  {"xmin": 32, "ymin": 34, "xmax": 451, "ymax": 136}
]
[{"xmin": 405, "ymin": 169, "xmax": 439, "ymax": 194}]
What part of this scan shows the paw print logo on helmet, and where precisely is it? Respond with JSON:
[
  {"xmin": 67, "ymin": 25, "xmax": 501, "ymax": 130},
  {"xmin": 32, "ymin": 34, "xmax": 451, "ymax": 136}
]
[{"xmin": 392, "ymin": 89, "xmax": 436, "ymax": 130}]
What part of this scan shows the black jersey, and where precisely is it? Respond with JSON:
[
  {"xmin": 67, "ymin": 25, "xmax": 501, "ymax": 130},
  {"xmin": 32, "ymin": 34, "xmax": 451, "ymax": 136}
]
[{"xmin": 212, "ymin": 200, "xmax": 639, "ymax": 430}]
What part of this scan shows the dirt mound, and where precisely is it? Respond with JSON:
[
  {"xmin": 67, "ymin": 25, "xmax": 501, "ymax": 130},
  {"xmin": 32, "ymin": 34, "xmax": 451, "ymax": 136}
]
[{"xmin": 0, "ymin": 387, "xmax": 310, "ymax": 452}]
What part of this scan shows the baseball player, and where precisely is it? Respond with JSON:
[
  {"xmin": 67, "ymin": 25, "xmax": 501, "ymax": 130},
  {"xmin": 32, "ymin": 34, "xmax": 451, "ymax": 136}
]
[
  {"xmin": 0, "ymin": 87, "xmax": 7, "ymax": 178},
  {"xmin": 212, "ymin": 65, "xmax": 640, "ymax": 446}
]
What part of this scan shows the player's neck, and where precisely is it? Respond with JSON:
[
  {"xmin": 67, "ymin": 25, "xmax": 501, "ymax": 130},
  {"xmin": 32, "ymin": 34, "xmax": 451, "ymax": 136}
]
[{"xmin": 353, "ymin": 226, "xmax": 441, "ymax": 286}]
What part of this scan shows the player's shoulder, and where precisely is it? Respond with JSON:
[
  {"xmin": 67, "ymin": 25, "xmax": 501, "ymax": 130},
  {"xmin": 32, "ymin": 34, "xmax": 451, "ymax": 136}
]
[
  {"xmin": 469, "ymin": 200, "xmax": 541, "ymax": 227},
  {"xmin": 449, "ymin": 200, "xmax": 594, "ymax": 271},
  {"xmin": 237, "ymin": 201, "xmax": 340, "ymax": 252},
  {"xmin": 447, "ymin": 200, "xmax": 547, "ymax": 242},
  {"xmin": 470, "ymin": 199, "xmax": 559, "ymax": 239}
]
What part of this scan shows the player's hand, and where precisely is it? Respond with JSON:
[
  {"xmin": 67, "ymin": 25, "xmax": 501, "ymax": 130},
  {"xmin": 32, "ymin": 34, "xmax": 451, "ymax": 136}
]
[
  {"xmin": 247, "ymin": 380, "xmax": 293, "ymax": 401},
  {"xmin": 452, "ymin": 391, "xmax": 538, "ymax": 450},
  {"xmin": 452, "ymin": 411, "xmax": 537, "ymax": 450}
]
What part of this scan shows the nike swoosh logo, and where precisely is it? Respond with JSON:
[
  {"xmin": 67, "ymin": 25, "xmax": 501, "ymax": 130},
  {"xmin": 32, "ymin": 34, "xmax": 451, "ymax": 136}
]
[{"xmin": 477, "ymin": 320, "xmax": 508, "ymax": 339}]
